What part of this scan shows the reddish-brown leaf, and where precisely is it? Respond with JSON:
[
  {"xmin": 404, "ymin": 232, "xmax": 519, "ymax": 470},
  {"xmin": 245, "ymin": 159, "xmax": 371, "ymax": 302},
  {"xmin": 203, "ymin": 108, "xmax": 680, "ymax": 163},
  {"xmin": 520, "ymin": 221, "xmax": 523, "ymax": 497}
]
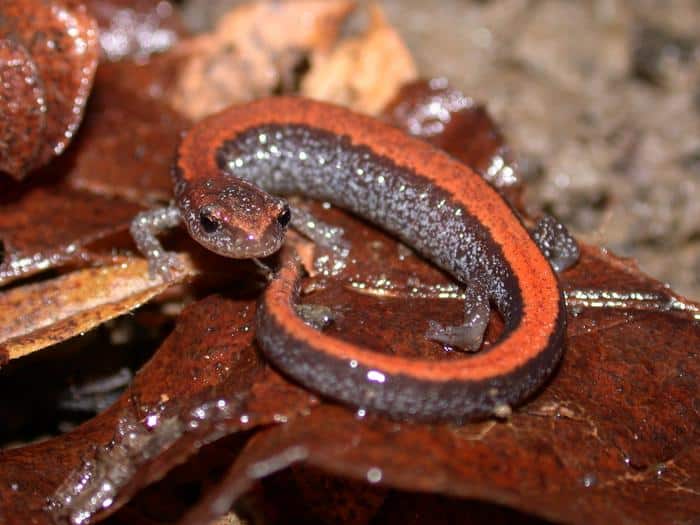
[
  {"xmin": 384, "ymin": 79, "xmax": 518, "ymax": 190},
  {"xmin": 0, "ymin": 4, "xmax": 697, "ymax": 525},
  {"xmin": 4, "ymin": 195, "xmax": 697, "ymax": 524},
  {"xmin": 0, "ymin": 57, "xmax": 188, "ymax": 285},
  {"xmin": 0, "ymin": 0, "xmax": 99, "ymax": 178},
  {"xmin": 0, "ymin": 181, "xmax": 141, "ymax": 285},
  {"xmin": 173, "ymin": 238, "xmax": 700, "ymax": 525},
  {"xmin": 0, "ymin": 39, "xmax": 46, "ymax": 177},
  {"xmin": 63, "ymin": 65, "xmax": 190, "ymax": 203},
  {"xmin": 0, "ymin": 290, "xmax": 316, "ymax": 525}
]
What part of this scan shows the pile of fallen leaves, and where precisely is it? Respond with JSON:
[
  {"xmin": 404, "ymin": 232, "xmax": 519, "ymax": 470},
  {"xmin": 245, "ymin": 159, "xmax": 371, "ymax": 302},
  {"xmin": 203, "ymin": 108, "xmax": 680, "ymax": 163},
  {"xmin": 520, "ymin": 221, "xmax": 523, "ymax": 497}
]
[{"xmin": 0, "ymin": 1, "xmax": 698, "ymax": 524}]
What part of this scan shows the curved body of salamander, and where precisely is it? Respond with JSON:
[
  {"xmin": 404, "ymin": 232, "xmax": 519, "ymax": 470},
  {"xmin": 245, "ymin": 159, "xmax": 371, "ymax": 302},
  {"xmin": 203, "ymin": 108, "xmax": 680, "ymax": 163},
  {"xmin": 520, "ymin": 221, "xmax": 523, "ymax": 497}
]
[{"xmin": 176, "ymin": 96, "xmax": 566, "ymax": 421}]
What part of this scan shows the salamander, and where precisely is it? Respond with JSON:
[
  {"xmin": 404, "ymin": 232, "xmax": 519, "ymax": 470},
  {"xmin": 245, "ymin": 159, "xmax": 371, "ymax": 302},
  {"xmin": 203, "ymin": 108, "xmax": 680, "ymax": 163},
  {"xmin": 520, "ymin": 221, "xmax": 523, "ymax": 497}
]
[{"xmin": 131, "ymin": 96, "xmax": 569, "ymax": 421}]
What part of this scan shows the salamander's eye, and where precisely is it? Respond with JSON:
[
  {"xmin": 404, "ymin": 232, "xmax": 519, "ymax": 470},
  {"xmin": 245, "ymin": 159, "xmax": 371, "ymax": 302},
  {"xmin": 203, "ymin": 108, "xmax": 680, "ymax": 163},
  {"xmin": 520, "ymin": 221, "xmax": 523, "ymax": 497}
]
[
  {"xmin": 199, "ymin": 210, "xmax": 220, "ymax": 234},
  {"xmin": 277, "ymin": 205, "xmax": 291, "ymax": 227}
]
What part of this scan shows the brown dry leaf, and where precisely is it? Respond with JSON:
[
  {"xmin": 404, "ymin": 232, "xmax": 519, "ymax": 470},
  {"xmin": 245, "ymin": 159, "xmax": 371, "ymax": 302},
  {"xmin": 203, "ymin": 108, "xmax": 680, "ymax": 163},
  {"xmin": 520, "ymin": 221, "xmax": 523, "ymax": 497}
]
[
  {"xmin": 384, "ymin": 80, "xmax": 517, "ymax": 190},
  {"xmin": 0, "ymin": 49, "xmax": 189, "ymax": 286},
  {"xmin": 63, "ymin": 66, "xmax": 191, "ymax": 203},
  {"xmin": 169, "ymin": 0, "xmax": 356, "ymax": 120},
  {"xmin": 0, "ymin": 286, "xmax": 316, "ymax": 525},
  {"xmin": 0, "ymin": 16, "xmax": 191, "ymax": 364},
  {"xmin": 0, "ymin": 183, "xmax": 143, "ymax": 286},
  {"xmin": 0, "ymin": 256, "xmax": 194, "ymax": 364},
  {"xmin": 131, "ymin": 81, "xmax": 698, "ymax": 524},
  {"xmin": 3, "ymin": 85, "xmax": 697, "ymax": 522},
  {"xmin": 170, "ymin": 220, "xmax": 700, "ymax": 525},
  {"xmin": 301, "ymin": 4, "xmax": 418, "ymax": 115},
  {"xmin": 0, "ymin": 39, "xmax": 45, "ymax": 178},
  {"xmin": 0, "ymin": 0, "xmax": 99, "ymax": 178},
  {"xmin": 0, "ymin": 2, "xmax": 698, "ymax": 525},
  {"xmin": 0, "ymin": 69, "xmax": 528, "ymax": 523}
]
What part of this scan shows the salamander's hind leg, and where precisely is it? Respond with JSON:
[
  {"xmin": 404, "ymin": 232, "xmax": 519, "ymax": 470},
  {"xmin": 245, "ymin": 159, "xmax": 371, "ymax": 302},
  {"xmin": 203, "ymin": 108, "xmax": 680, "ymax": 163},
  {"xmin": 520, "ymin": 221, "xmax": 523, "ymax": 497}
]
[
  {"xmin": 531, "ymin": 214, "xmax": 579, "ymax": 273},
  {"xmin": 426, "ymin": 282, "xmax": 490, "ymax": 352},
  {"xmin": 130, "ymin": 205, "xmax": 183, "ymax": 279},
  {"xmin": 295, "ymin": 304, "xmax": 337, "ymax": 330}
]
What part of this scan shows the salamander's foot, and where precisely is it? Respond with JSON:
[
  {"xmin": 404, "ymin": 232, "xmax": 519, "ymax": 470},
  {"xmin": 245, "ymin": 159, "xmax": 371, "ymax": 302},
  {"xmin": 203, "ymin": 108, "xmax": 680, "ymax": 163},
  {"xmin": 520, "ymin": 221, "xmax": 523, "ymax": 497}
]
[
  {"xmin": 426, "ymin": 283, "xmax": 490, "ymax": 352},
  {"xmin": 531, "ymin": 214, "xmax": 579, "ymax": 273},
  {"xmin": 426, "ymin": 318, "xmax": 488, "ymax": 352},
  {"xmin": 295, "ymin": 303, "xmax": 336, "ymax": 330},
  {"xmin": 251, "ymin": 258, "xmax": 275, "ymax": 281},
  {"xmin": 147, "ymin": 251, "xmax": 183, "ymax": 280}
]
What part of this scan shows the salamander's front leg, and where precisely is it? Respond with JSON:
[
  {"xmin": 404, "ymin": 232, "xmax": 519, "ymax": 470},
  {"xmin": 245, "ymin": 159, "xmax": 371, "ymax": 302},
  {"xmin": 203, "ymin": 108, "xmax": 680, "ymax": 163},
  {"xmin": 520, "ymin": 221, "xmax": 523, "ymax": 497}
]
[
  {"xmin": 426, "ymin": 283, "xmax": 490, "ymax": 352},
  {"xmin": 289, "ymin": 205, "xmax": 351, "ymax": 276},
  {"xmin": 289, "ymin": 205, "xmax": 349, "ymax": 252},
  {"xmin": 130, "ymin": 205, "xmax": 183, "ymax": 279}
]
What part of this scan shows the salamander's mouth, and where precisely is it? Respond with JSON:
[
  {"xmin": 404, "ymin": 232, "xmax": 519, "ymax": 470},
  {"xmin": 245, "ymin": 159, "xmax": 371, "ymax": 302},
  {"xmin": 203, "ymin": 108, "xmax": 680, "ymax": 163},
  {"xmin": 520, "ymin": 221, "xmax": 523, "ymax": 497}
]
[{"xmin": 189, "ymin": 218, "xmax": 287, "ymax": 259}]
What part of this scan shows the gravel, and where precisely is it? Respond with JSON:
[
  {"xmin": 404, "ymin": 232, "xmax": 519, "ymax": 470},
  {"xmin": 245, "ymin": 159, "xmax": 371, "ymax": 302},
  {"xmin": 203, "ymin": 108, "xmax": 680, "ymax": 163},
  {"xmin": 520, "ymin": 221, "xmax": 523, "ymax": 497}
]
[{"xmin": 183, "ymin": 0, "xmax": 700, "ymax": 299}]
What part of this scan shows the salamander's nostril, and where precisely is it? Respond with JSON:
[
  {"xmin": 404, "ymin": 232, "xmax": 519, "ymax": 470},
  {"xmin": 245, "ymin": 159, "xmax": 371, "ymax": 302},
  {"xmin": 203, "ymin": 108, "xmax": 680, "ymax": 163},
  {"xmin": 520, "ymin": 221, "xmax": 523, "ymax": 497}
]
[{"xmin": 277, "ymin": 205, "xmax": 291, "ymax": 227}]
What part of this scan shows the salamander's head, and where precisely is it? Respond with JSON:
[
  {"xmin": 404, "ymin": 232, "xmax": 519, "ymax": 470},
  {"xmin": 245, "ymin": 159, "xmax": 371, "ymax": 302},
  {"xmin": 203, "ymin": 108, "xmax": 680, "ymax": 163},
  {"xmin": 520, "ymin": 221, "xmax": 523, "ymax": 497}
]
[{"xmin": 178, "ymin": 177, "xmax": 290, "ymax": 258}]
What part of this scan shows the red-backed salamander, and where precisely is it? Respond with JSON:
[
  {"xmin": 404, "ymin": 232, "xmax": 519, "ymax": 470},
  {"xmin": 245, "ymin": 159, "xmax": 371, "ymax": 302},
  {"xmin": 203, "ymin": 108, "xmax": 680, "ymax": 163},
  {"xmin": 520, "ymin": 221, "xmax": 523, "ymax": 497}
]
[{"xmin": 131, "ymin": 96, "xmax": 578, "ymax": 422}]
